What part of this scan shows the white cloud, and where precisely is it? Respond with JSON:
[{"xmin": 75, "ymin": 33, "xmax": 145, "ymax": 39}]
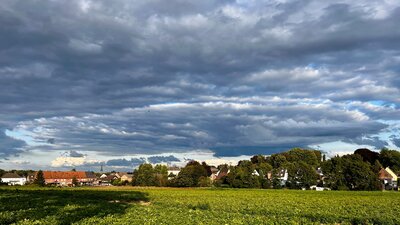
[{"xmin": 51, "ymin": 156, "xmax": 101, "ymax": 167}]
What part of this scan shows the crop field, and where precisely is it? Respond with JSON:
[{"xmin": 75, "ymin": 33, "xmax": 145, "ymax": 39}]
[{"xmin": 0, "ymin": 187, "xmax": 399, "ymax": 225}]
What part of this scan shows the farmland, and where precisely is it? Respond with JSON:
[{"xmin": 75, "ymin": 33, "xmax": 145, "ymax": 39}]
[{"xmin": 0, "ymin": 187, "xmax": 399, "ymax": 224}]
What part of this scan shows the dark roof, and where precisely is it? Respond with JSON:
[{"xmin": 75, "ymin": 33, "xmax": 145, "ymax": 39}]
[
  {"xmin": 168, "ymin": 166, "xmax": 181, "ymax": 171},
  {"xmin": 210, "ymin": 166, "xmax": 219, "ymax": 173},
  {"xmin": 27, "ymin": 172, "xmax": 36, "ymax": 177},
  {"xmin": 1, "ymin": 173, "xmax": 22, "ymax": 179},
  {"xmin": 100, "ymin": 174, "xmax": 119, "ymax": 181},
  {"xmin": 85, "ymin": 172, "xmax": 97, "ymax": 179}
]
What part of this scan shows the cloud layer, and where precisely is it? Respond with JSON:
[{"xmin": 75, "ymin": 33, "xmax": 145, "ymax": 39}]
[{"xmin": 1, "ymin": 0, "xmax": 399, "ymax": 167}]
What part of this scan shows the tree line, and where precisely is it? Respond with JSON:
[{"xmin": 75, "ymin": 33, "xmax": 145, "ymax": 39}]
[
  {"xmin": 129, "ymin": 148, "xmax": 400, "ymax": 190},
  {"xmin": 2, "ymin": 147, "xmax": 399, "ymax": 190}
]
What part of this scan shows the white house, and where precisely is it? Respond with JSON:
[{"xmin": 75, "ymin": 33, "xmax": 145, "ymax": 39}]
[
  {"xmin": 378, "ymin": 167, "xmax": 398, "ymax": 190},
  {"xmin": 1, "ymin": 173, "xmax": 27, "ymax": 185},
  {"xmin": 120, "ymin": 174, "xmax": 133, "ymax": 183},
  {"xmin": 167, "ymin": 166, "xmax": 181, "ymax": 179},
  {"xmin": 278, "ymin": 169, "xmax": 289, "ymax": 186},
  {"xmin": 252, "ymin": 170, "xmax": 260, "ymax": 176},
  {"xmin": 210, "ymin": 166, "xmax": 219, "ymax": 181},
  {"xmin": 310, "ymin": 185, "xmax": 331, "ymax": 191}
]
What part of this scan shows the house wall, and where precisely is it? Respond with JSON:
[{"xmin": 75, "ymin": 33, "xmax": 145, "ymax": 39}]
[
  {"xmin": 385, "ymin": 168, "xmax": 398, "ymax": 182},
  {"xmin": 168, "ymin": 170, "xmax": 180, "ymax": 176},
  {"xmin": 121, "ymin": 175, "xmax": 133, "ymax": 182},
  {"xmin": 45, "ymin": 178, "xmax": 97, "ymax": 186},
  {"xmin": 1, "ymin": 177, "xmax": 27, "ymax": 185}
]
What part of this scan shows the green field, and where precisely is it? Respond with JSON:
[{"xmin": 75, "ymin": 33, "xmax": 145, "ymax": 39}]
[{"xmin": 0, "ymin": 187, "xmax": 399, "ymax": 225}]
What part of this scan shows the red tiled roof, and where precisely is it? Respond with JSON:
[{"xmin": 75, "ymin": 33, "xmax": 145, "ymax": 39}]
[
  {"xmin": 41, "ymin": 171, "xmax": 94, "ymax": 179},
  {"xmin": 378, "ymin": 168, "xmax": 393, "ymax": 180},
  {"xmin": 216, "ymin": 170, "xmax": 228, "ymax": 180}
]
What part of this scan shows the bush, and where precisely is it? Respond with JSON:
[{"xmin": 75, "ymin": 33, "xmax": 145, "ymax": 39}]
[{"xmin": 198, "ymin": 176, "xmax": 212, "ymax": 187}]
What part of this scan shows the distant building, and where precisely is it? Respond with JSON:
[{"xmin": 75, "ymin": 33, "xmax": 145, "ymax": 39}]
[
  {"xmin": 210, "ymin": 166, "xmax": 219, "ymax": 174},
  {"xmin": 310, "ymin": 185, "xmax": 330, "ymax": 191},
  {"xmin": 379, "ymin": 167, "xmax": 398, "ymax": 190},
  {"xmin": 276, "ymin": 169, "xmax": 289, "ymax": 186},
  {"xmin": 215, "ymin": 167, "xmax": 230, "ymax": 180},
  {"xmin": 267, "ymin": 169, "xmax": 288, "ymax": 186},
  {"xmin": 40, "ymin": 171, "xmax": 97, "ymax": 186},
  {"xmin": 210, "ymin": 166, "xmax": 219, "ymax": 181},
  {"xmin": 99, "ymin": 173, "xmax": 119, "ymax": 185},
  {"xmin": 26, "ymin": 172, "xmax": 36, "ymax": 183},
  {"xmin": 252, "ymin": 170, "xmax": 260, "ymax": 176},
  {"xmin": 1, "ymin": 173, "xmax": 27, "ymax": 185},
  {"xmin": 120, "ymin": 173, "xmax": 133, "ymax": 183},
  {"xmin": 167, "ymin": 166, "xmax": 181, "ymax": 179}
]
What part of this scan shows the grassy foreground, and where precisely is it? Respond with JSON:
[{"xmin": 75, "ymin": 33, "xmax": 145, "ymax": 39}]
[{"xmin": 0, "ymin": 187, "xmax": 399, "ymax": 225}]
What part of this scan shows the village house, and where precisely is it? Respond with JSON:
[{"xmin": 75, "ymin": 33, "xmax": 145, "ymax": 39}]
[
  {"xmin": 378, "ymin": 167, "xmax": 398, "ymax": 190},
  {"xmin": 26, "ymin": 172, "xmax": 36, "ymax": 184},
  {"xmin": 209, "ymin": 166, "xmax": 219, "ymax": 181},
  {"xmin": 0, "ymin": 173, "xmax": 27, "ymax": 185},
  {"xmin": 252, "ymin": 170, "xmax": 260, "ymax": 176},
  {"xmin": 120, "ymin": 173, "xmax": 133, "ymax": 183},
  {"xmin": 267, "ymin": 169, "xmax": 289, "ymax": 186},
  {"xmin": 167, "ymin": 166, "xmax": 181, "ymax": 180},
  {"xmin": 40, "ymin": 171, "xmax": 97, "ymax": 186},
  {"xmin": 215, "ymin": 167, "xmax": 230, "ymax": 180},
  {"xmin": 99, "ymin": 173, "xmax": 119, "ymax": 185}
]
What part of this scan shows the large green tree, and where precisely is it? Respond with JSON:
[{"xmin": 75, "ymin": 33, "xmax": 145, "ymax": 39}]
[
  {"xmin": 170, "ymin": 161, "xmax": 207, "ymax": 187},
  {"xmin": 379, "ymin": 148, "xmax": 400, "ymax": 173},
  {"xmin": 291, "ymin": 161, "xmax": 318, "ymax": 189},
  {"xmin": 134, "ymin": 163, "xmax": 155, "ymax": 186},
  {"xmin": 154, "ymin": 164, "xmax": 168, "ymax": 186},
  {"xmin": 34, "ymin": 170, "xmax": 46, "ymax": 187},
  {"xmin": 72, "ymin": 176, "xmax": 79, "ymax": 186},
  {"xmin": 283, "ymin": 148, "xmax": 321, "ymax": 167},
  {"xmin": 322, "ymin": 154, "xmax": 380, "ymax": 190},
  {"xmin": 227, "ymin": 160, "xmax": 260, "ymax": 188}
]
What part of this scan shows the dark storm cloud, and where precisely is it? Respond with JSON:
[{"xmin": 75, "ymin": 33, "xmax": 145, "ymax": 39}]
[
  {"xmin": 390, "ymin": 135, "xmax": 400, "ymax": 148},
  {"xmin": 0, "ymin": 127, "xmax": 25, "ymax": 158},
  {"xmin": 67, "ymin": 150, "xmax": 85, "ymax": 158},
  {"xmin": 211, "ymin": 146, "xmax": 295, "ymax": 158},
  {"xmin": 344, "ymin": 136, "xmax": 388, "ymax": 149},
  {"xmin": 0, "ymin": 0, "xmax": 400, "ymax": 160},
  {"xmin": 147, "ymin": 155, "xmax": 181, "ymax": 164},
  {"xmin": 106, "ymin": 158, "xmax": 146, "ymax": 167},
  {"xmin": 10, "ymin": 101, "xmax": 389, "ymax": 157}
]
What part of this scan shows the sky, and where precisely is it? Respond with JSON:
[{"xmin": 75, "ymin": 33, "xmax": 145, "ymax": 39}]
[{"xmin": 1, "ymin": 0, "xmax": 400, "ymax": 172}]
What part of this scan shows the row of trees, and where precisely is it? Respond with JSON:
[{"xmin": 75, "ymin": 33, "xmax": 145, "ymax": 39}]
[
  {"xmin": 131, "ymin": 161, "xmax": 212, "ymax": 187},
  {"xmin": 129, "ymin": 148, "xmax": 399, "ymax": 190},
  {"xmin": 321, "ymin": 148, "xmax": 400, "ymax": 190},
  {"xmin": 126, "ymin": 148, "xmax": 323, "ymax": 189},
  {"xmin": 132, "ymin": 164, "xmax": 169, "ymax": 186},
  {"xmin": 2, "ymin": 148, "xmax": 399, "ymax": 190},
  {"xmin": 222, "ymin": 148, "xmax": 322, "ymax": 189}
]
